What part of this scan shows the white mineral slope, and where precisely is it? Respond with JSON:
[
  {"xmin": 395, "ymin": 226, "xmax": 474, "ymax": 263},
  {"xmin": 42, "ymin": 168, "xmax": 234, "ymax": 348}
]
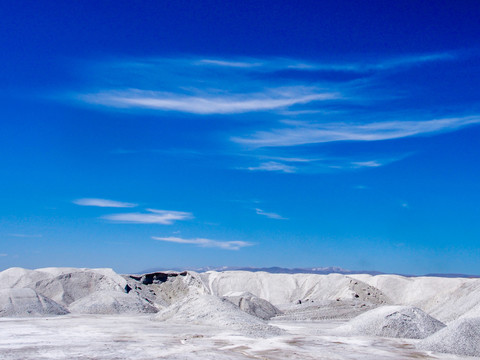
[
  {"xmin": 153, "ymin": 271, "xmax": 209, "ymax": 306},
  {"xmin": 204, "ymin": 271, "xmax": 388, "ymax": 306},
  {"xmin": 156, "ymin": 293, "xmax": 284, "ymax": 337},
  {"xmin": 33, "ymin": 270, "xmax": 127, "ymax": 307},
  {"xmin": 68, "ymin": 290, "xmax": 158, "ymax": 314},
  {"xmin": 418, "ymin": 317, "xmax": 480, "ymax": 357},
  {"xmin": 37, "ymin": 267, "xmax": 125, "ymax": 280},
  {"xmin": 206, "ymin": 271, "xmax": 480, "ymax": 323},
  {"xmin": 222, "ymin": 291, "xmax": 282, "ymax": 320},
  {"xmin": 458, "ymin": 302, "xmax": 480, "ymax": 319},
  {"xmin": 0, "ymin": 267, "xmax": 126, "ymax": 290},
  {"xmin": 0, "ymin": 288, "xmax": 69, "ymax": 317},
  {"xmin": 349, "ymin": 274, "xmax": 480, "ymax": 323},
  {"xmin": 3, "ymin": 267, "xmax": 480, "ymax": 325},
  {"xmin": 275, "ymin": 299, "xmax": 379, "ymax": 321},
  {"xmin": 334, "ymin": 305, "xmax": 445, "ymax": 339},
  {"xmin": 0, "ymin": 267, "xmax": 129, "ymax": 310},
  {"xmin": 0, "ymin": 268, "xmax": 55, "ymax": 289}
]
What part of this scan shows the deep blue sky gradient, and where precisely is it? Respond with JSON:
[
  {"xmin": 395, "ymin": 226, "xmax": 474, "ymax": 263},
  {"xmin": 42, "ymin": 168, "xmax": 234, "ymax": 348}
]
[{"xmin": 1, "ymin": 1, "xmax": 480, "ymax": 274}]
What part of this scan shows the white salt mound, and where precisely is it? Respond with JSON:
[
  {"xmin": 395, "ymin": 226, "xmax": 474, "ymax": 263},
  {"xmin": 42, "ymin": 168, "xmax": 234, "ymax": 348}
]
[
  {"xmin": 418, "ymin": 317, "xmax": 480, "ymax": 357},
  {"xmin": 276, "ymin": 299, "xmax": 378, "ymax": 321},
  {"xmin": 0, "ymin": 267, "xmax": 53, "ymax": 289},
  {"xmin": 156, "ymin": 294, "xmax": 284, "ymax": 337},
  {"xmin": 0, "ymin": 288, "xmax": 69, "ymax": 317},
  {"xmin": 68, "ymin": 291, "xmax": 158, "ymax": 314},
  {"xmin": 207, "ymin": 271, "xmax": 389, "ymax": 305},
  {"xmin": 335, "ymin": 305, "xmax": 445, "ymax": 339},
  {"xmin": 223, "ymin": 291, "xmax": 282, "ymax": 320},
  {"xmin": 34, "ymin": 271, "xmax": 127, "ymax": 306}
]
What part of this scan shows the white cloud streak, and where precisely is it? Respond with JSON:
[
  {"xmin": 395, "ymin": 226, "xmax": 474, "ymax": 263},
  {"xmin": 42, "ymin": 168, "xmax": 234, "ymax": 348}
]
[
  {"xmin": 198, "ymin": 59, "xmax": 262, "ymax": 68},
  {"xmin": 152, "ymin": 236, "xmax": 253, "ymax": 250},
  {"xmin": 306, "ymin": 52, "xmax": 456, "ymax": 72},
  {"xmin": 259, "ymin": 156, "xmax": 320, "ymax": 163},
  {"xmin": 102, "ymin": 209, "xmax": 192, "ymax": 225},
  {"xmin": 73, "ymin": 198, "xmax": 138, "ymax": 208},
  {"xmin": 255, "ymin": 208, "xmax": 287, "ymax": 220},
  {"xmin": 244, "ymin": 155, "xmax": 405, "ymax": 174},
  {"xmin": 234, "ymin": 116, "xmax": 480, "ymax": 147},
  {"xmin": 78, "ymin": 52, "xmax": 459, "ymax": 118},
  {"xmin": 73, "ymin": 53, "xmax": 476, "ymax": 176},
  {"xmin": 0, "ymin": 254, "xmax": 7, "ymax": 257},
  {"xmin": 83, "ymin": 88, "xmax": 337, "ymax": 115},
  {"xmin": 374, "ymin": 53, "xmax": 456, "ymax": 70},
  {"xmin": 350, "ymin": 160, "xmax": 383, "ymax": 168},
  {"xmin": 247, "ymin": 161, "xmax": 296, "ymax": 173},
  {"xmin": 197, "ymin": 52, "xmax": 455, "ymax": 72}
]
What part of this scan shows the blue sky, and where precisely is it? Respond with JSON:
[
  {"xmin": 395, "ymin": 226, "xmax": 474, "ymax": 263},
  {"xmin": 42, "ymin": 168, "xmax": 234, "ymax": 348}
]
[{"xmin": 1, "ymin": 1, "xmax": 480, "ymax": 274}]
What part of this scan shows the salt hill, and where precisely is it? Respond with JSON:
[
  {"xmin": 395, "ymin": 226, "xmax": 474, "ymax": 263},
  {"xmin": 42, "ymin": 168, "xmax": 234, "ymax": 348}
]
[{"xmin": 1, "ymin": 267, "xmax": 480, "ymax": 357}]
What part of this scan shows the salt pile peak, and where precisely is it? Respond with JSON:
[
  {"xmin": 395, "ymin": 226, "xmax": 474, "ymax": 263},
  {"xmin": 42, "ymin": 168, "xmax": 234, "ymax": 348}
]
[
  {"xmin": 418, "ymin": 317, "xmax": 480, "ymax": 357},
  {"xmin": 0, "ymin": 288, "xmax": 69, "ymax": 317},
  {"xmin": 156, "ymin": 293, "xmax": 284, "ymax": 337},
  {"xmin": 334, "ymin": 305, "xmax": 446, "ymax": 339}
]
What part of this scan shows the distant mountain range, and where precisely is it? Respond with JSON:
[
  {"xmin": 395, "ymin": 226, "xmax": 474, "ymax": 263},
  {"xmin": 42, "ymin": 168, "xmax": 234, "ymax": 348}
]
[{"xmin": 136, "ymin": 266, "xmax": 479, "ymax": 278}]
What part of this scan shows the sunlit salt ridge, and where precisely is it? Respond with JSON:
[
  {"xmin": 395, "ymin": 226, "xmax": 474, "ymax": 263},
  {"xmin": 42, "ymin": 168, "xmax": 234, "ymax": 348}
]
[{"xmin": 1, "ymin": 267, "xmax": 480, "ymax": 359}]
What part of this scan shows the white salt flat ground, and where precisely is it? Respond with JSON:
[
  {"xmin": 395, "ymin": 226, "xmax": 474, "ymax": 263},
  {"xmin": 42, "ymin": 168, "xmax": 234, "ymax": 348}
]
[{"xmin": 0, "ymin": 315, "xmax": 471, "ymax": 360}]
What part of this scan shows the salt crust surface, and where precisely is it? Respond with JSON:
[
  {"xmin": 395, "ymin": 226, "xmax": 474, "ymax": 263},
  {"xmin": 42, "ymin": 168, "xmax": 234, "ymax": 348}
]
[{"xmin": 0, "ymin": 315, "xmax": 470, "ymax": 360}]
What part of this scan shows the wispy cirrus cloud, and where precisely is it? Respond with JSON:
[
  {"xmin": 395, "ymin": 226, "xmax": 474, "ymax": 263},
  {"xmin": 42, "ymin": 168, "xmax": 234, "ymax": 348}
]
[
  {"xmin": 152, "ymin": 236, "xmax": 253, "ymax": 250},
  {"xmin": 197, "ymin": 52, "xmax": 456, "ymax": 72},
  {"xmin": 350, "ymin": 160, "xmax": 383, "ymax": 168},
  {"xmin": 243, "ymin": 152, "xmax": 408, "ymax": 173},
  {"xmin": 73, "ymin": 198, "xmax": 138, "ymax": 208},
  {"xmin": 328, "ymin": 52, "xmax": 456, "ymax": 72},
  {"xmin": 233, "ymin": 116, "xmax": 480, "ymax": 147},
  {"xmin": 82, "ymin": 88, "xmax": 337, "ymax": 115},
  {"xmin": 255, "ymin": 208, "xmax": 287, "ymax": 220},
  {"xmin": 77, "ymin": 52, "xmax": 457, "ymax": 116},
  {"xmin": 198, "ymin": 59, "xmax": 262, "ymax": 68},
  {"xmin": 247, "ymin": 161, "xmax": 296, "ymax": 173},
  {"xmin": 331, "ymin": 156, "xmax": 406, "ymax": 170},
  {"xmin": 72, "ymin": 52, "xmax": 480, "ymax": 176},
  {"xmin": 0, "ymin": 254, "xmax": 7, "ymax": 257},
  {"xmin": 102, "ymin": 209, "xmax": 192, "ymax": 224}
]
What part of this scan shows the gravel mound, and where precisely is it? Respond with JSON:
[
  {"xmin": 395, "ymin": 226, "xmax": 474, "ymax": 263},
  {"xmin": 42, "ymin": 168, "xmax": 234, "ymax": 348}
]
[
  {"xmin": 156, "ymin": 294, "xmax": 284, "ymax": 337},
  {"xmin": 418, "ymin": 317, "xmax": 480, "ymax": 357},
  {"xmin": 0, "ymin": 288, "xmax": 69, "ymax": 317},
  {"xmin": 335, "ymin": 305, "xmax": 445, "ymax": 339},
  {"xmin": 223, "ymin": 291, "xmax": 282, "ymax": 320},
  {"xmin": 68, "ymin": 290, "xmax": 158, "ymax": 314}
]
